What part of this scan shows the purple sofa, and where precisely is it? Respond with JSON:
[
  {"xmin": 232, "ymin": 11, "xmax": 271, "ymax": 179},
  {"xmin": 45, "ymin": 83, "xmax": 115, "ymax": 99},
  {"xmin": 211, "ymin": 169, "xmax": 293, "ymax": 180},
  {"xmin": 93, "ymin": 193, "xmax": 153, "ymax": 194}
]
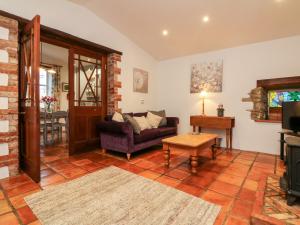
[{"xmin": 97, "ymin": 112, "xmax": 179, "ymax": 160}]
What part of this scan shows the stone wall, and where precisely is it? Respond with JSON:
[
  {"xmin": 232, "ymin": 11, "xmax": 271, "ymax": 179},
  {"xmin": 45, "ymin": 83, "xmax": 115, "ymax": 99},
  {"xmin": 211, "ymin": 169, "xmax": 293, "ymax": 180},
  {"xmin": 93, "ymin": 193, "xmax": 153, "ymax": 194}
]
[
  {"xmin": 242, "ymin": 87, "xmax": 268, "ymax": 121},
  {"xmin": 0, "ymin": 15, "xmax": 19, "ymax": 179},
  {"xmin": 107, "ymin": 53, "xmax": 122, "ymax": 114}
]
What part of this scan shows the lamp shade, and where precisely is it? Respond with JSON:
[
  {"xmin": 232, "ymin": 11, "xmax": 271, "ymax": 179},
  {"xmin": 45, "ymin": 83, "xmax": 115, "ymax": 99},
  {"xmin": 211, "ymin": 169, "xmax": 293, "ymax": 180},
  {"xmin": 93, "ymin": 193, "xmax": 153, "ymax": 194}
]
[{"xmin": 200, "ymin": 90, "xmax": 208, "ymax": 98}]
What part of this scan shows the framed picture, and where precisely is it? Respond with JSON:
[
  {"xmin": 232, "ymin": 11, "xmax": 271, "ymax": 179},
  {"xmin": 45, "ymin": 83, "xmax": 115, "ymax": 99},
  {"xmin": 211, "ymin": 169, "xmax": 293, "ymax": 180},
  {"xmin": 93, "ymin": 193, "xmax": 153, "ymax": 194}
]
[
  {"xmin": 62, "ymin": 83, "xmax": 69, "ymax": 92},
  {"xmin": 190, "ymin": 60, "xmax": 223, "ymax": 93},
  {"xmin": 133, "ymin": 68, "xmax": 148, "ymax": 93}
]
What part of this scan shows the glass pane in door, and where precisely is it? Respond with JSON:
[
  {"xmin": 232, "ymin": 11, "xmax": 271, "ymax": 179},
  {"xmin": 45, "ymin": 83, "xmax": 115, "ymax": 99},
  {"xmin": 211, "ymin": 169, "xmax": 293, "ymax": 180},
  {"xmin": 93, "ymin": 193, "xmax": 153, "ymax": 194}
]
[
  {"xmin": 74, "ymin": 54, "xmax": 102, "ymax": 106},
  {"xmin": 23, "ymin": 37, "xmax": 32, "ymax": 106}
]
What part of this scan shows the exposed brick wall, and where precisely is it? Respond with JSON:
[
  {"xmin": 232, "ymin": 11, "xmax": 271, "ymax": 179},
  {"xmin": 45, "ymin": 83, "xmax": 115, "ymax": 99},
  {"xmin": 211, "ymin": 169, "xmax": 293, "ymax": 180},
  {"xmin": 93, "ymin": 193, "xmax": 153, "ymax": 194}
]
[
  {"xmin": 0, "ymin": 15, "xmax": 19, "ymax": 179},
  {"xmin": 107, "ymin": 53, "xmax": 122, "ymax": 114}
]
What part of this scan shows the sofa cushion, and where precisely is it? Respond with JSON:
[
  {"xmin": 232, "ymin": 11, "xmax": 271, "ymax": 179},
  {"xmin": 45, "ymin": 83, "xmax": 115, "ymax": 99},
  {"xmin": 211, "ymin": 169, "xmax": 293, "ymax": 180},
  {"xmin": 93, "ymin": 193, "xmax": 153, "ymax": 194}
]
[
  {"xmin": 147, "ymin": 112, "xmax": 163, "ymax": 128},
  {"xmin": 123, "ymin": 114, "xmax": 141, "ymax": 134},
  {"xmin": 112, "ymin": 112, "xmax": 124, "ymax": 122},
  {"xmin": 105, "ymin": 112, "xmax": 133, "ymax": 121},
  {"xmin": 149, "ymin": 110, "xmax": 167, "ymax": 127},
  {"xmin": 134, "ymin": 129, "xmax": 160, "ymax": 144},
  {"xmin": 157, "ymin": 127, "xmax": 177, "ymax": 137},
  {"xmin": 133, "ymin": 116, "xmax": 152, "ymax": 131}
]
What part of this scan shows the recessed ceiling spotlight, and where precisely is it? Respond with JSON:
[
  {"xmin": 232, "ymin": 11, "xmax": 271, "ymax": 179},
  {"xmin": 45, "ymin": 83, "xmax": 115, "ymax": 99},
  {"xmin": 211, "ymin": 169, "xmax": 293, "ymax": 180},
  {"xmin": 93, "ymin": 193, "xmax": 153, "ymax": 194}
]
[
  {"xmin": 275, "ymin": 0, "xmax": 284, "ymax": 2},
  {"xmin": 162, "ymin": 30, "xmax": 169, "ymax": 36},
  {"xmin": 202, "ymin": 16, "xmax": 210, "ymax": 23}
]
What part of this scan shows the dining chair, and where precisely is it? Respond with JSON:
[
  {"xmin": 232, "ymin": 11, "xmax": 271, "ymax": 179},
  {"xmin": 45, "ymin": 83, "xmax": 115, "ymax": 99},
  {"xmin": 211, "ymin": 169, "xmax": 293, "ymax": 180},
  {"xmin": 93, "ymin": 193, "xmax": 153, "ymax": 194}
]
[
  {"xmin": 40, "ymin": 111, "xmax": 48, "ymax": 145},
  {"xmin": 52, "ymin": 111, "xmax": 69, "ymax": 142}
]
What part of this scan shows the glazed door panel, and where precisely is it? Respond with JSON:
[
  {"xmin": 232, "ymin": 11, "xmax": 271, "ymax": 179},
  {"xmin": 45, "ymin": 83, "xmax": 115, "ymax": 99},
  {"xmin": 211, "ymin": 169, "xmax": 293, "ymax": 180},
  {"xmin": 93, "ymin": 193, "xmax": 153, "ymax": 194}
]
[
  {"xmin": 69, "ymin": 49, "xmax": 107, "ymax": 154},
  {"xmin": 19, "ymin": 15, "xmax": 41, "ymax": 182}
]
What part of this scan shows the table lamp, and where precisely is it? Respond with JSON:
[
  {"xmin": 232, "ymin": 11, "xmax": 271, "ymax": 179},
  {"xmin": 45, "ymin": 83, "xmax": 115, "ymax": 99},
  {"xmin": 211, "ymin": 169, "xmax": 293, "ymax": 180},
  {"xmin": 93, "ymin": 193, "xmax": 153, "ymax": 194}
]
[{"xmin": 200, "ymin": 90, "xmax": 207, "ymax": 115}]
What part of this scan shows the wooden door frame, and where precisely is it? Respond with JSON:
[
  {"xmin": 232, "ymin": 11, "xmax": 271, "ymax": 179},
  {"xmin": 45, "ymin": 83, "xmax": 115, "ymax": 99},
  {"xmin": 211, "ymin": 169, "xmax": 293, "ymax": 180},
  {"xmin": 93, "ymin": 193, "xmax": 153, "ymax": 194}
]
[
  {"xmin": 0, "ymin": 10, "xmax": 118, "ymax": 180},
  {"xmin": 39, "ymin": 39, "xmax": 108, "ymax": 157}
]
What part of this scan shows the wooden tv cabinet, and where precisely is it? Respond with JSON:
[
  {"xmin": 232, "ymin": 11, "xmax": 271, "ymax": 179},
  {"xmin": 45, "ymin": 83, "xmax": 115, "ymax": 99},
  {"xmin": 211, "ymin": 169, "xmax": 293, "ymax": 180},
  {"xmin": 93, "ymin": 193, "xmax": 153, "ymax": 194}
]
[{"xmin": 190, "ymin": 115, "xmax": 235, "ymax": 150}]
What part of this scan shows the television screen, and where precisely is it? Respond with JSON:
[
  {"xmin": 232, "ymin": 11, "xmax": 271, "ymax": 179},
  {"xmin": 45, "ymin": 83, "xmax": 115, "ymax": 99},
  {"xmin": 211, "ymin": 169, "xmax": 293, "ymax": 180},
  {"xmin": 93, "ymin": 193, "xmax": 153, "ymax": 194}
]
[
  {"xmin": 268, "ymin": 90, "xmax": 300, "ymax": 108},
  {"xmin": 282, "ymin": 102, "xmax": 300, "ymax": 132}
]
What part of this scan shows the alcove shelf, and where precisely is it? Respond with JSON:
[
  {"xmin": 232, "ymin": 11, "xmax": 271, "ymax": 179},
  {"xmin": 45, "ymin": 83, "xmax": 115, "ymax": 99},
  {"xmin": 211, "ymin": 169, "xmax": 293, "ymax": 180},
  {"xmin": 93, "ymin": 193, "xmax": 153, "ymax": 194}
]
[
  {"xmin": 255, "ymin": 119, "xmax": 281, "ymax": 123},
  {"xmin": 256, "ymin": 76, "xmax": 300, "ymax": 123}
]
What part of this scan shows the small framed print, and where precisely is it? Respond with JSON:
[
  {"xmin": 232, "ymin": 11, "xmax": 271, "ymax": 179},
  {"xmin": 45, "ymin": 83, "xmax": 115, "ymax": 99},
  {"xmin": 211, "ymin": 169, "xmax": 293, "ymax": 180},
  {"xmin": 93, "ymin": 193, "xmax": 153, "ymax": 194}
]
[
  {"xmin": 133, "ymin": 68, "xmax": 148, "ymax": 93},
  {"xmin": 62, "ymin": 83, "xmax": 69, "ymax": 92}
]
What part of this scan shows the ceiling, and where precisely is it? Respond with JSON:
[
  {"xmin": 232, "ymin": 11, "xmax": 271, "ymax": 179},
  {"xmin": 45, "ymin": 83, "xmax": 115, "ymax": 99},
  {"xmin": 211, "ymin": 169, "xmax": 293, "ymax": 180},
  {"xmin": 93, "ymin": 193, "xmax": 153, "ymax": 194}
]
[{"xmin": 69, "ymin": 0, "xmax": 300, "ymax": 60}]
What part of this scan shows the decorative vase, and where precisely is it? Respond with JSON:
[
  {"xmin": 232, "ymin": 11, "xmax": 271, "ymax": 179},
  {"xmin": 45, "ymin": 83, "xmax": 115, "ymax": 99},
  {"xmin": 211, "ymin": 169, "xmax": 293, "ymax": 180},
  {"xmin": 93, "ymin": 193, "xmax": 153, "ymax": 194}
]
[
  {"xmin": 217, "ymin": 104, "xmax": 224, "ymax": 117},
  {"xmin": 217, "ymin": 108, "xmax": 224, "ymax": 117},
  {"xmin": 46, "ymin": 104, "xmax": 52, "ymax": 113}
]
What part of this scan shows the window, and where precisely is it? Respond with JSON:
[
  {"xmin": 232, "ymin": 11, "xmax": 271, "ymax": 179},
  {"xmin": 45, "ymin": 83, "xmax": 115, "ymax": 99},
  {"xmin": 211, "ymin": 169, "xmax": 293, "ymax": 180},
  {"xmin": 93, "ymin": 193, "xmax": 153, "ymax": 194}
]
[
  {"xmin": 268, "ymin": 89, "xmax": 300, "ymax": 108},
  {"xmin": 39, "ymin": 68, "xmax": 53, "ymax": 108},
  {"xmin": 74, "ymin": 54, "xmax": 102, "ymax": 106}
]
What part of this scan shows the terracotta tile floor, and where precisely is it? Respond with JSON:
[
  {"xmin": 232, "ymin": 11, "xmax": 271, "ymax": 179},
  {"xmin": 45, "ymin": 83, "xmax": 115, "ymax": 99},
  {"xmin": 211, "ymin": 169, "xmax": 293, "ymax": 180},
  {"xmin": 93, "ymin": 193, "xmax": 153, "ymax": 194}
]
[{"xmin": 0, "ymin": 145, "xmax": 297, "ymax": 225}]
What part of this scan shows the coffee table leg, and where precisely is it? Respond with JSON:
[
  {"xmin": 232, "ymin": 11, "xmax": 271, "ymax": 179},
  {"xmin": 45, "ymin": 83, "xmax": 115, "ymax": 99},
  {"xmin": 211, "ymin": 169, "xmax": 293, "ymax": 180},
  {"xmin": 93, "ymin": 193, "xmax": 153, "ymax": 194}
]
[
  {"xmin": 191, "ymin": 155, "xmax": 198, "ymax": 174},
  {"xmin": 211, "ymin": 144, "xmax": 217, "ymax": 160},
  {"xmin": 163, "ymin": 143, "xmax": 170, "ymax": 167}
]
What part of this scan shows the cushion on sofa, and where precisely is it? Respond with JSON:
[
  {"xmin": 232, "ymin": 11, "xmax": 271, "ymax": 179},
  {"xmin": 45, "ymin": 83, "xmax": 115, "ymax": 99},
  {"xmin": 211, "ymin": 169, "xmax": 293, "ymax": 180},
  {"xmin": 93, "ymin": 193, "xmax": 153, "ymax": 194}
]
[
  {"xmin": 157, "ymin": 127, "xmax": 177, "ymax": 137},
  {"xmin": 105, "ymin": 113, "xmax": 133, "ymax": 121},
  {"xmin": 133, "ymin": 116, "xmax": 152, "ymax": 131},
  {"xmin": 112, "ymin": 112, "xmax": 124, "ymax": 122},
  {"xmin": 123, "ymin": 114, "xmax": 141, "ymax": 134},
  {"xmin": 149, "ymin": 110, "xmax": 167, "ymax": 127},
  {"xmin": 134, "ymin": 129, "xmax": 160, "ymax": 144},
  {"xmin": 147, "ymin": 112, "xmax": 163, "ymax": 128}
]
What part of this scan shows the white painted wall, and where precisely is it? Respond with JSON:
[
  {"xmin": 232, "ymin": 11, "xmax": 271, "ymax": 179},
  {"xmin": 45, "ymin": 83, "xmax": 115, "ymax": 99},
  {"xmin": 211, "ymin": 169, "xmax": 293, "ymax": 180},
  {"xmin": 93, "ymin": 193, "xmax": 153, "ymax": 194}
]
[
  {"xmin": 0, "ymin": 0, "xmax": 158, "ymax": 113},
  {"xmin": 156, "ymin": 35, "xmax": 300, "ymax": 154}
]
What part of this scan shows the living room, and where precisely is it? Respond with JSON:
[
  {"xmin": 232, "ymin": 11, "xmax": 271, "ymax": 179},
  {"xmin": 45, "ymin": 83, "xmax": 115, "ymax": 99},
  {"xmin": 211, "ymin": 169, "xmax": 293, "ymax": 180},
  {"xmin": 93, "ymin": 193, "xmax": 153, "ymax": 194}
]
[{"xmin": 0, "ymin": 0, "xmax": 300, "ymax": 224}]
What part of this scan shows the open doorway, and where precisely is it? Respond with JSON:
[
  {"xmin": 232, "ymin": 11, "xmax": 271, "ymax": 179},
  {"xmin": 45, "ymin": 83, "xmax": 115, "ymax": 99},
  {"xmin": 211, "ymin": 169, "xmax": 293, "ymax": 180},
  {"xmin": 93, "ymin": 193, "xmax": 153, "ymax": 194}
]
[
  {"xmin": 17, "ymin": 13, "xmax": 116, "ymax": 183},
  {"xmin": 39, "ymin": 42, "xmax": 69, "ymax": 164}
]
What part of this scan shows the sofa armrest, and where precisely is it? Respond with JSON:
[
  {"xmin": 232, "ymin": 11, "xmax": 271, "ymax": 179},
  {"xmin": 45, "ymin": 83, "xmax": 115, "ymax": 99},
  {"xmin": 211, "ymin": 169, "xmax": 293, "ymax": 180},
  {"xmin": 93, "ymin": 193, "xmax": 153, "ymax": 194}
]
[
  {"xmin": 166, "ymin": 117, "xmax": 179, "ymax": 127},
  {"xmin": 97, "ymin": 121, "xmax": 133, "ymax": 135}
]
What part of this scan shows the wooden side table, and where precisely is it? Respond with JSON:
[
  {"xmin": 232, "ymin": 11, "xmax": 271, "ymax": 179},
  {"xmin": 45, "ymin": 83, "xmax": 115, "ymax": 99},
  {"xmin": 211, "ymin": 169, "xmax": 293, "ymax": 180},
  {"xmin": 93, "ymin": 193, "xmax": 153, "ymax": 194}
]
[{"xmin": 190, "ymin": 115, "xmax": 235, "ymax": 150}]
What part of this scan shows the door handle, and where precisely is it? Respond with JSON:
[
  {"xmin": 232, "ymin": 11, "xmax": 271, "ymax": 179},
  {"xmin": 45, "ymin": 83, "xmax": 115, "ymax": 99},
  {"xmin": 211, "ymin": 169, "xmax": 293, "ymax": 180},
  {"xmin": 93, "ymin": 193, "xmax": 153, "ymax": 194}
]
[{"xmin": 19, "ymin": 112, "xmax": 26, "ymax": 115}]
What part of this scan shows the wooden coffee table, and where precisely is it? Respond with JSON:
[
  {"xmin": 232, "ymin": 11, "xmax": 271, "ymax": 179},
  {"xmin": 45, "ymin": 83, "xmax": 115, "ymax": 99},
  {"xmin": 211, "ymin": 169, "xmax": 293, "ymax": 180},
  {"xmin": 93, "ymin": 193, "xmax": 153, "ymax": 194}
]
[{"xmin": 162, "ymin": 133, "xmax": 218, "ymax": 174}]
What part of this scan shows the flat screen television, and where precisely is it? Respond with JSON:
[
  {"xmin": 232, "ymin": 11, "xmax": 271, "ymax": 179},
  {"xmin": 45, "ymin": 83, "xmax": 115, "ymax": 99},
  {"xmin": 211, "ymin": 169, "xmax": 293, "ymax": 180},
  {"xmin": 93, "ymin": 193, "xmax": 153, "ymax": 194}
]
[{"xmin": 282, "ymin": 102, "xmax": 300, "ymax": 133}]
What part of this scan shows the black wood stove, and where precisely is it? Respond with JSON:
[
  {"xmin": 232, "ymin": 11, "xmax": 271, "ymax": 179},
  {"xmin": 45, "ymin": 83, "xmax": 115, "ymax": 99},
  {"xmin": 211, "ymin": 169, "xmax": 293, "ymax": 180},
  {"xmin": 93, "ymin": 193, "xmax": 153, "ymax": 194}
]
[{"xmin": 280, "ymin": 137, "xmax": 300, "ymax": 206}]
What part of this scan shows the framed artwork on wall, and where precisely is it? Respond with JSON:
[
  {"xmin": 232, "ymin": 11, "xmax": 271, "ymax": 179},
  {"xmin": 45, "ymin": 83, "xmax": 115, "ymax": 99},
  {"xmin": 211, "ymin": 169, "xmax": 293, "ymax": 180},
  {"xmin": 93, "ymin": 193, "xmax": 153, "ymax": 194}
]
[
  {"xmin": 190, "ymin": 60, "xmax": 223, "ymax": 93},
  {"xmin": 62, "ymin": 82, "xmax": 69, "ymax": 92},
  {"xmin": 133, "ymin": 68, "xmax": 148, "ymax": 93}
]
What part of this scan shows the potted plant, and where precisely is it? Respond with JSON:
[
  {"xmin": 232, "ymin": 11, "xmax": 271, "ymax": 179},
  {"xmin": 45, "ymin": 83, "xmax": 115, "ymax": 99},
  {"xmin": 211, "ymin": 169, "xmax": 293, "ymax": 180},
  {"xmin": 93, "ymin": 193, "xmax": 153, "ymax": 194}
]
[{"xmin": 41, "ymin": 96, "xmax": 57, "ymax": 113}]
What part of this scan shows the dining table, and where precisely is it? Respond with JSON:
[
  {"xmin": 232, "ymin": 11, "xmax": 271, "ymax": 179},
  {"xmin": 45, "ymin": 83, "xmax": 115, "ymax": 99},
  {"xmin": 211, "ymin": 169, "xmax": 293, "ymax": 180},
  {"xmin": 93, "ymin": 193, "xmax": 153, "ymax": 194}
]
[{"xmin": 40, "ymin": 111, "xmax": 68, "ymax": 146}]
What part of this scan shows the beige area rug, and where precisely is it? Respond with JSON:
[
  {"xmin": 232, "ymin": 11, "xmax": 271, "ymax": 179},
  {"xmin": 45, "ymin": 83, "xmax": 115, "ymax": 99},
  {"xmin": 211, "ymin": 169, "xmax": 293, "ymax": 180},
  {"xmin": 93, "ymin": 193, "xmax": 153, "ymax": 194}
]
[{"xmin": 25, "ymin": 166, "xmax": 221, "ymax": 225}]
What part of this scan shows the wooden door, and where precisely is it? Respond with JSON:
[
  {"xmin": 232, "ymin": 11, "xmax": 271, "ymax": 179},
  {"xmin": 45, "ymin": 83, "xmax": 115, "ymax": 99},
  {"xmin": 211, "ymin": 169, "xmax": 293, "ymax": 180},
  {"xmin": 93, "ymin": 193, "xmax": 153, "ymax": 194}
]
[
  {"xmin": 19, "ymin": 16, "xmax": 41, "ymax": 182},
  {"xmin": 69, "ymin": 49, "xmax": 107, "ymax": 154}
]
